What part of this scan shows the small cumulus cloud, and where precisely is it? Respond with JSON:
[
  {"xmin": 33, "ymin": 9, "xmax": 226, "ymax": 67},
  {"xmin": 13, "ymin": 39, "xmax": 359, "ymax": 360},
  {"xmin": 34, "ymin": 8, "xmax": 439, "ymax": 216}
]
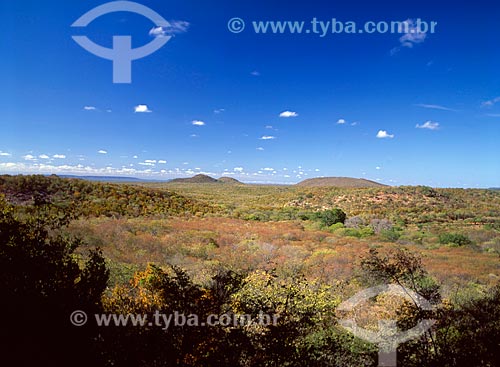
[
  {"xmin": 0, "ymin": 151, "xmax": 11, "ymax": 157},
  {"xmin": 158, "ymin": 160, "xmax": 167, "ymax": 164},
  {"xmin": 39, "ymin": 154, "xmax": 50, "ymax": 159},
  {"xmin": 149, "ymin": 20, "xmax": 190, "ymax": 38},
  {"xmin": 337, "ymin": 118, "xmax": 346, "ymax": 124},
  {"xmin": 376, "ymin": 130, "xmax": 395, "ymax": 139},
  {"xmin": 214, "ymin": 108, "xmax": 225, "ymax": 114},
  {"xmin": 259, "ymin": 135, "xmax": 276, "ymax": 140},
  {"xmin": 279, "ymin": 110, "xmax": 298, "ymax": 118},
  {"xmin": 134, "ymin": 104, "xmax": 152, "ymax": 113},
  {"xmin": 391, "ymin": 19, "xmax": 429, "ymax": 54},
  {"xmin": 83, "ymin": 106, "xmax": 96, "ymax": 111},
  {"xmin": 192, "ymin": 120, "xmax": 206, "ymax": 126},
  {"xmin": 416, "ymin": 121, "xmax": 440, "ymax": 130},
  {"xmin": 256, "ymin": 147, "xmax": 265, "ymax": 151},
  {"xmin": 234, "ymin": 167, "xmax": 244, "ymax": 172},
  {"xmin": 98, "ymin": 150, "xmax": 108, "ymax": 154},
  {"xmin": 53, "ymin": 154, "xmax": 66, "ymax": 159},
  {"xmin": 23, "ymin": 154, "xmax": 36, "ymax": 161}
]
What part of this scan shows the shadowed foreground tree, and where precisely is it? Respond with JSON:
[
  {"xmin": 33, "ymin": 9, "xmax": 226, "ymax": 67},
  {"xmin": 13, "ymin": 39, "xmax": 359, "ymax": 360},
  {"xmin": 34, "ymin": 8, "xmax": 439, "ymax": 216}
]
[{"xmin": 0, "ymin": 196, "xmax": 109, "ymax": 367}]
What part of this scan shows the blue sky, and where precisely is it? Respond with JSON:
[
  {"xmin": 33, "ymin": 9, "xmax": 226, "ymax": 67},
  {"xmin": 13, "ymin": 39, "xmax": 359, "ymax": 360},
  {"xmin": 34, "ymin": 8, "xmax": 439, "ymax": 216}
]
[{"xmin": 1, "ymin": 0, "xmax": 499, "ymax": 187}]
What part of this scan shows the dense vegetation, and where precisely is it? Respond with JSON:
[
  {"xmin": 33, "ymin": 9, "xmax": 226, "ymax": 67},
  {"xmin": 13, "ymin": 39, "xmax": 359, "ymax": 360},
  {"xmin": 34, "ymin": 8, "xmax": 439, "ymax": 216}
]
[
  {"xmin": 0, "ymin": 174, "xmax": 216, "ymax": 217},
  {"xmin": 1, "ymin": 175, "xmax": 499, "ymax": 366}
]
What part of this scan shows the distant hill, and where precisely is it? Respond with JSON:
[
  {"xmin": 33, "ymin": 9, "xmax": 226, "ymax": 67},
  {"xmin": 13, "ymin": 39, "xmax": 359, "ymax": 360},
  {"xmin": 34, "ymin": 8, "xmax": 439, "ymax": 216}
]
[
  {"xmin": 170, "ymin": 174, "xmax": 243, "ymax": 184},
  {"xmin": 170, "ymin": 174, "xmax": 219, "ymax": 184},
  {"xmin": 217, "ymin": 177, "xmax": 243, "ymax": 184},
  {"xmin": 296, "ymin": 177, "xmax": 386, "ymax": 188}
]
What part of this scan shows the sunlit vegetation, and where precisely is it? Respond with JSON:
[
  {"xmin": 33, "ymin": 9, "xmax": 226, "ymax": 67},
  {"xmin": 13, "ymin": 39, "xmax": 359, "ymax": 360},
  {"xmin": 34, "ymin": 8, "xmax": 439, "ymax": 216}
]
[
  {"xmin": 0, "ymin": 174, "xmax": 216, "ymax": 217},
  {"xmin": 1, "ymin": 175, "xmax": 500, "ymax": 366}
]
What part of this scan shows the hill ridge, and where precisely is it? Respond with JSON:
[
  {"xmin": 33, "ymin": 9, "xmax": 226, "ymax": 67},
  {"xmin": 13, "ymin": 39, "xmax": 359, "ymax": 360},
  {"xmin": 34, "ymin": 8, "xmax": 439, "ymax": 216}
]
[
  {"xmin": 296, "ymin": 176, "xmax": 386, "ymax": 188},
  {"xmin": 169, "ymin": 174, "xmax": 243, "ymax": 184}
]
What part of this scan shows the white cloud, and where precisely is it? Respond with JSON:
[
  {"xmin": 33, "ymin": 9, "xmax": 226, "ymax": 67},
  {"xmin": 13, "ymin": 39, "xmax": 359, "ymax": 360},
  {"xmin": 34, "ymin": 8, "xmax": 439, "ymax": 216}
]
[
  {"xmin": 192, "ymin": 120, "xmax": 206, "ymax": 126},
  {"xmin": 149, "ymin": 26, "xmax": 167, "ymax": 37},
  {"xmin": 262, "ymin": 167, "xmax": 274, "ymax": 171},
  {"xmin": 98, "ymin": 150, "xmax": 108, "ymax": 154},
  {"xmin": 0, "ymin": 151, "xmax": 11, "ymax": 157},
  {"xmin": 399, "ymin": 19, "xmax": 427, "ymax": 47},
  {"xmin": 39, "ymin": 154, "xmax": 50, "ymax": 159},
  {"xmin": 481, "ymin": 97, "xmax": 500, "ymax": 108},
  {"xmin": 53, "ymin": 154, "xmax": 66, "ymax": 159},
  {"xmin": 149, "ymin": 20, "xmax": 190, "ymax": 37},
  {"xmin": 260, "ymin": 135, "xmax": 276, "ymax": 140},
  {"xmin": 214, "ymin": 108, "xmax": 225, "ymax": 114},
  {"xmin": 158, "ymin": 160, "xmax": 167, "ymax": 164},
  {"xmin": 416, "ymin": 121, "xmax": 440, "ymax": 130},
  {"xmin": 23, "ymin": 154, "xmax": 36, "ymax": 161},
  {"xmin": 144, "ymin": 160, "xmax": 157, "ymax": 163},
  {"xmin": 279, "ymin": 110, "xmax": 298, "ymax": 118},
  {"xmin": 134, "ymin": 104, "xmax": 152, "ymax": 113},
  {"xmin": 337, "ymin": 118, "xmax": 346, "ymax": 124},
  {"xmin": 83, "ymin": 106, "xmax": 96, "ymax": 111},
  {"xmin": 376, "ymin": 166, "xmax": 381, "ymax": 170},
  {"xmin": 376, "ymin": 130, "xmax": 394, "ymax": 139},
  {"xmin": 256, "ymin": 147, "xmax": 265, "ymax": 151},
  {"xmin": 0, "ymin": 162, "xmax": 16, "ymax": 168},
  {"xmin": 415, "ymin": 103, "xmax": 456, "ymax": 112},
  {"xmin": 0, "ymin": 162, "xmax": 173, "ymax": 178},
  {"xmin": 234, "ymin": 167, "xmax": 244, "ymax": 172},
  {"xmin": 138, "ymin": 162, "xmax": 155, "ymax": 166},
  {"xmin": 391, "ymin": 19, "xmax": 429, "ymax": 54}
]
